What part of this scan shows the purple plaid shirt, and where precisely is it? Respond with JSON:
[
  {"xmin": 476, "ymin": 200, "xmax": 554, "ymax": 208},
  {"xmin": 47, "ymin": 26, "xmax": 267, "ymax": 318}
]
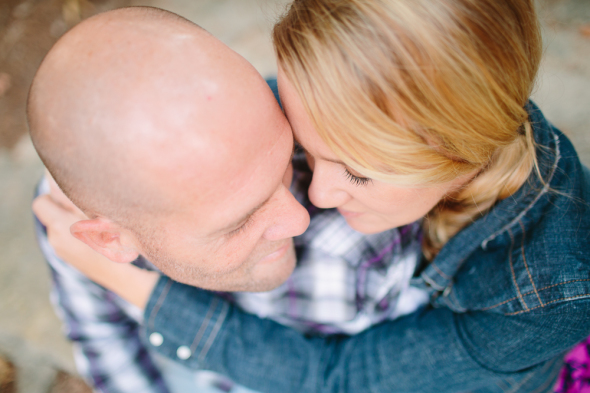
[
  {"xmin": 35, "ymin": 187, "xmax": 170, "ymax": 393},
  {"xmin": 34, "ymin": 157, "xmax": 426, "ymax": 392},
  {"xmin": 232, "ymin": 165, "xmax": 427, "ymax": 335}
]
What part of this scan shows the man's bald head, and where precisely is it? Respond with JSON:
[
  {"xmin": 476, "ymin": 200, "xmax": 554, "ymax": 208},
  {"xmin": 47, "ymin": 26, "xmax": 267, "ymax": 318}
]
[
  {"xmin": 28, "ymin": 6, "xmax": 309, "ymax": 292},
  {"xmin": 28, "ymin": 7, "xmax": 270, "ymax": 227}
]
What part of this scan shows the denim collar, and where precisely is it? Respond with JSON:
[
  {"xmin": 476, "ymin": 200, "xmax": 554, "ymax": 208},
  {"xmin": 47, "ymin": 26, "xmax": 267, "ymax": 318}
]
[{"xmin": 417, "ymin": 101, "xmax": 561, "ymax": 292}]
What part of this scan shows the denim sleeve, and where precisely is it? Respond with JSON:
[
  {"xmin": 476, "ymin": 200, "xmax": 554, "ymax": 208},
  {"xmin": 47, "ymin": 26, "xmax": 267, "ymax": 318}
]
[{"xmin": 143, "ymin": 276, "xmax": 590, "ymax": 393}]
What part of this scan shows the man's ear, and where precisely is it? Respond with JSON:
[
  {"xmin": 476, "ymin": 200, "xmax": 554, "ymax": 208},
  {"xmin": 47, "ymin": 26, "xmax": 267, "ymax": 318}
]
[{"xmin": 70, "ymin": 219, "xmax": 140, "ymax": 264}]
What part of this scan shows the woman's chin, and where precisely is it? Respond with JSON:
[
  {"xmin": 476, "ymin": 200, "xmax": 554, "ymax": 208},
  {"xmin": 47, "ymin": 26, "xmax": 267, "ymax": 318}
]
[{"xmin": 343, "ymin": 216, "xmax": 392, "ymax": 234}]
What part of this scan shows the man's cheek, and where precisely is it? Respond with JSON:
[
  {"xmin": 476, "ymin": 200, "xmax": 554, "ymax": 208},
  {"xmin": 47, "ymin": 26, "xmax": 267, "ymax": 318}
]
[{"xmin": 206, "ymin": 239, "xmax": 253, "ymax": 275}]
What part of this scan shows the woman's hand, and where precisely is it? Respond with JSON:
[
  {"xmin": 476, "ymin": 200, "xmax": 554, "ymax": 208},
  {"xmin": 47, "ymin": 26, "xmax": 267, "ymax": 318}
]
[{"xmin": 33, "ymin": 172, "xmax": 159, "ymax": 309}]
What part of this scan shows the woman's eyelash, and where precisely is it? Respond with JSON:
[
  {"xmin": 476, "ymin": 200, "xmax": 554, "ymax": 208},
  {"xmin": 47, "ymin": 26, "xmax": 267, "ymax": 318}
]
[{"xmin": 344, "ymin": 168, "xmax": 371, "ymax": 186}]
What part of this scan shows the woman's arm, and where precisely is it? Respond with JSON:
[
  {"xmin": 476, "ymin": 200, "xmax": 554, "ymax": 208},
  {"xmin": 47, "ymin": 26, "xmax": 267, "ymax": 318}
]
[
  {"xmin": 32, "ymin": 182, "xmax": 158, "ymax": 309},
  {"xmin": 143, "ymin": 276, "xmax": 588, "ymax": 393},
  {"xmin": 33, "ymin": 173, "xmax": 589, "ymax": 392}
]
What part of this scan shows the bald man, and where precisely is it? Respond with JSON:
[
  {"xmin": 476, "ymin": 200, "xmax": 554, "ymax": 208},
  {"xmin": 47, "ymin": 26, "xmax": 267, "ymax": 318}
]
[
  {"xmin": 29, "ymin": 7, "xmax": 310, "ymax": 292},
  {"xmin": 28, "ymin": 6, "xmax": 308, "ymax": 392},
  {"xmin": 30, "ymin": 6, "xmax": 424, "ymax": 393}
]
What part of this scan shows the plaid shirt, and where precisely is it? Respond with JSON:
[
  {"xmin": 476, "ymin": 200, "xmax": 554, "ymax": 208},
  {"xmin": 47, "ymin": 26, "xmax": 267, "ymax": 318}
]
[
  {"xmin": 34, "ymin": 156, "xmax": 427, "ymax": 393},
  {"xmin": 232, "ymin": 160, "xmax": 427, "ymax": 335},
  {"xmin": 35, "ymin": 178, "xmax": 170, "ymax": 393}
]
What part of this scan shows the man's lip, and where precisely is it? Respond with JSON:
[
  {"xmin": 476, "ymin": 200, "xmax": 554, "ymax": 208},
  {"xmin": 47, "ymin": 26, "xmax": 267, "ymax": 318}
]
[
  {"xmin": 259, "ymin": 242, "xmax": 290, "ymax": 264},
  {"xmin": 337, "ymin": 208, "xmax": 364, "ymax": 218}
]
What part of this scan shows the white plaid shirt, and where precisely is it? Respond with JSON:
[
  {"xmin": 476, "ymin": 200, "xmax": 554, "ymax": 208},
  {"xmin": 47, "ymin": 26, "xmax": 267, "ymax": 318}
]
[
  {"xmin": 36, "ymin": 178, "xmax": 169, "ymax": 393},
  {"xmin": 233, "ymin": 161, "xmax": 427, "ymax": 335},
  {"xmin": 34, "ymin": 155, "xmax": 427, "ymax": 393}
]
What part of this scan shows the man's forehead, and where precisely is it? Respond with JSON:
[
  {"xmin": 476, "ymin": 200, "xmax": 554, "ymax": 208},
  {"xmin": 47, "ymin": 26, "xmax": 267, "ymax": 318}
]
[
  {"xmin": 30, "ymin": 7, "xmax": 299, "ymax": 238},
  {"xmin": 144, "ymin": 99, "xmax": 292, "ymax": 235},
  {"xmin": 195, "ymin": 123, "xmax": 292, "ymax": 228}
]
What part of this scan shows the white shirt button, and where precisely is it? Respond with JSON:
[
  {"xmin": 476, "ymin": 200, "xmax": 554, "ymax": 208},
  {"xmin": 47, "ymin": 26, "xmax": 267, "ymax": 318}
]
[
  {"xmin": 177, "ymin": 345, "xmax": 192, "ymax": 360},
  {"xmin": 149, "ymin": 332, "xmax": 164, "ymax": 347}
]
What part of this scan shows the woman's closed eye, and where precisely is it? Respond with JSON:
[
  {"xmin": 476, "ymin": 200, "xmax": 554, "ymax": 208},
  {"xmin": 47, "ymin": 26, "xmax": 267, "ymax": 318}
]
[{"xmin": 344, "ymin": 168, "xmax": 371, "ymax": 186}]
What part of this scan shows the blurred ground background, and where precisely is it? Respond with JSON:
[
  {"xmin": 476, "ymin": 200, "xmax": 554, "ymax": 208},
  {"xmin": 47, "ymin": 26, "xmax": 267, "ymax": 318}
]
[{"xmin": 0, "ymin": 0, "xmax": 588, "ymax": 392}]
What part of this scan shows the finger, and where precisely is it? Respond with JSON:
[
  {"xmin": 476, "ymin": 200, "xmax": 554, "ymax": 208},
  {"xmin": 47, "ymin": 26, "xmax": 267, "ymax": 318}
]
[{"xmin": 32, "ymin": 195, "xmax": 79, "ymax": 228}]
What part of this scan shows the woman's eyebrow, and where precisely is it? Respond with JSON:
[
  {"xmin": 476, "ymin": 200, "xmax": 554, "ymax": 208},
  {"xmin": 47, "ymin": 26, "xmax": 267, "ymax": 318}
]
[{"xmin": 293, "ymin": 136, "xmax": 346, "ymax": 166}]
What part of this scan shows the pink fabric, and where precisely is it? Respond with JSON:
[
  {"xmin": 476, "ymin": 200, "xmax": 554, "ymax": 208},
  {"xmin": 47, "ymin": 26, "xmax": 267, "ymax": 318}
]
[{"xmin": 555, "ymin": 337, "xmax": 590, "ymax": 393}]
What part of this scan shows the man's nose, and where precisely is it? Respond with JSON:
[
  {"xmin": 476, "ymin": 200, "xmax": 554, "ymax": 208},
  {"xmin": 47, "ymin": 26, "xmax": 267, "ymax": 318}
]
[
  {"xmin": 307, "ymin": 164, "xmax": 350, "ymax": 209},
  {"xmin": 263, "ymin": 185, "xmax": 310, "ymax": 241}
]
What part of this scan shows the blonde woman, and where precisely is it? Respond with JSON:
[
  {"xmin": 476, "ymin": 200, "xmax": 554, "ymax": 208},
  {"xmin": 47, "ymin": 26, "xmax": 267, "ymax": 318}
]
[{"xmin": 35, "ymin": 0, "xmax": 590, "ymax": 391}]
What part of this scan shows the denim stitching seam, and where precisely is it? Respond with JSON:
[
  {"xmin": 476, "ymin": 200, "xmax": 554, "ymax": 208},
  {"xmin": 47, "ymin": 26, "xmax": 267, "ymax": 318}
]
[
  {"xmin": 506, "ymin": 355, "xmax": 561, "ymax": 393},
  {"xmin": 198, "ymin": 301, "xmax": 229, "ymax": 362},
  {"xmin": 482, "ymin": 132, "xmax": 561, "ymax": 249},
  {"xmin": 481, "ymin": 278, "xmax": 590, "ymax": 311},
  {"xmin": 480, "ymin": 297, "xmax": 519, "ymax": 311},
  {"xmin": 505, "ymin": 293, "xmax": 590, "ymax": 315},
  {"xmin": 421, "ymin": 273, "xmax": 445, "ymax": 291},
  {"xmin": 147, "ymin": 278, "xmax": 173, "ymax": 331},
  {"xmin": 519, "ymin": 220, "xmax": 544, "ymax": 307},
  {"xmin": 529, "ymin": 357, "xmax": 563, "ymax": 393},
  {"xmin": 508, "ymin": 227, "xmax": 529, "ymax": 311},
  {"xmin": 189, "ymin": 297, "xmax": 220, "ymax": 353},
  {"xmin": 496, "ymin": 378, "xmax": 510, "ymax": 392},
  {"xmin": 535, "ymin": 278, "xmax": 590, "ymax": 293},
  {"xmin": 430, "ymin": 262, "xmax": 452, "ymax": 281}
]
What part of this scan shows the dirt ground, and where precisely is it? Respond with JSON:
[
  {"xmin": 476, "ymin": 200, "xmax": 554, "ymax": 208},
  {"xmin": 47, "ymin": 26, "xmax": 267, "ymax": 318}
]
[
  {"xmin": 0, "ymin": 0, "xmax": 132, "ymax": 150},
  {"xmin": 1, "ymin": 0, "xmax": 589, "ymax": 154},
  {"xmin": 0, "ymin": 0, "xmax": 588, "ymax": 392}
]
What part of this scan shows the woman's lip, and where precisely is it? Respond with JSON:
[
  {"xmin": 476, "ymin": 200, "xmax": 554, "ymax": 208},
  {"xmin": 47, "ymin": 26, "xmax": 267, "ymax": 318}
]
[
  {"xmin": 260, "ymin": 242, "xmax": 290, "ymax": 264},
  {"xmin": 337, "ymin": 208, "xmax": 364, "ymax": 218}
]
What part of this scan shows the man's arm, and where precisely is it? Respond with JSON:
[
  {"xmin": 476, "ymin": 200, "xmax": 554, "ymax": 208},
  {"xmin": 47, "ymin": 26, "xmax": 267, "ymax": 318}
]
[
  {"xmin": 34, "ymin": 180, "xmax": 169, "ymax": 393},
  {"xmin": 143, "ymin": 276, "xmax": 587, "ymax": 393}
]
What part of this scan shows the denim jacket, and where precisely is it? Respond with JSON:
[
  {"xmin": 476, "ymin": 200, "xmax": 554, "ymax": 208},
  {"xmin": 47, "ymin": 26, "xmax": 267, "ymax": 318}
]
[{"xmin": 142, "ymin": 102, "xmax": 590, "ymax": 393}]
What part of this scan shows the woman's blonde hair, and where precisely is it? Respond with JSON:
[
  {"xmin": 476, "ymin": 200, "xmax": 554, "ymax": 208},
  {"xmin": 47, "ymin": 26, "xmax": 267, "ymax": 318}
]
[{"xmin": 273, "ymin": 0, "xmax": 543, "ymax": 259}]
